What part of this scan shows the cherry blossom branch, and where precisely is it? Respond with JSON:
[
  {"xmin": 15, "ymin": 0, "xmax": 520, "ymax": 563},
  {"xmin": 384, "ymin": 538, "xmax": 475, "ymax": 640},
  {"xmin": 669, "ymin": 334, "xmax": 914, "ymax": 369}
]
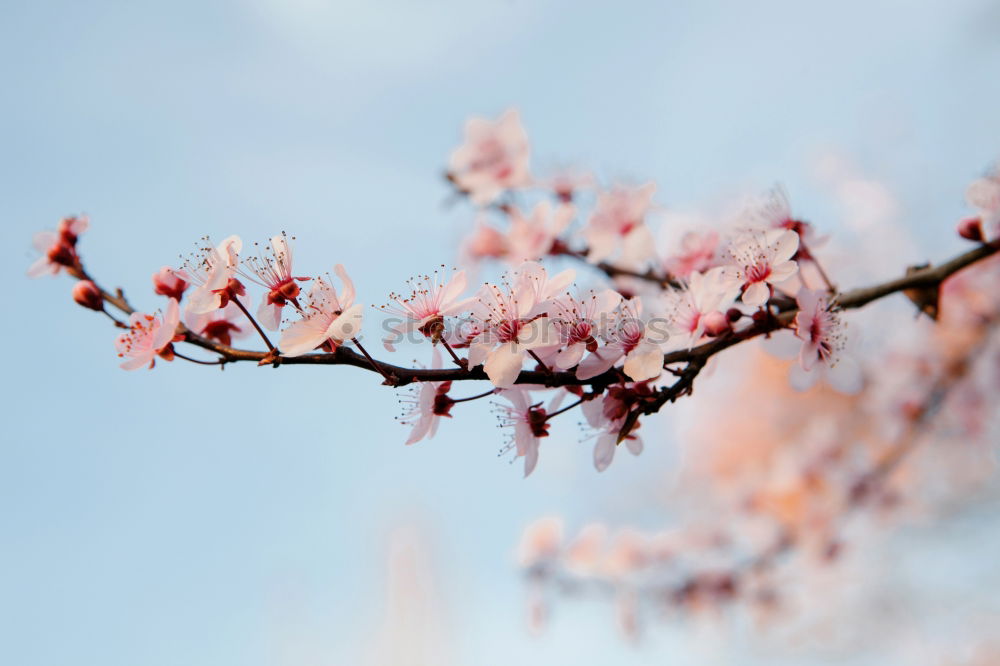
[{"xmin": 67, "ymin": 240, "xmax": 998, "ymax": 396}]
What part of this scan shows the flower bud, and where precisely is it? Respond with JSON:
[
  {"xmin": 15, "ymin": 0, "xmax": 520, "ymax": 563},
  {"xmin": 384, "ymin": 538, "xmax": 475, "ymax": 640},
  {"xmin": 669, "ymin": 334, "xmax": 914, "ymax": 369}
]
[
  {"xmin": 702, "ymin": 310, "xmax": 730, "ymax": 337},
  {"xmin": 72, "ymin": 280, "xmax": 104, "ymax": 311},
  {"xmin": 152, "ymin": 266, "xmax": 188, "ymax": 301},
  {"xmin": 957, "ymin": 216, "xmax": 984, "ymax": 242}
]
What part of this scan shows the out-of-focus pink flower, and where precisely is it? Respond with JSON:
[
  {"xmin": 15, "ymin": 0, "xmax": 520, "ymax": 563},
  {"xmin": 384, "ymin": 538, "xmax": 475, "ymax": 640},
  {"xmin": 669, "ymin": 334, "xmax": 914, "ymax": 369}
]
[
  {"xmin": 239, "ymin": 233, "xmax": 311, "ymax": 331},
  {"xmin": 964, "ymin": 170, "xmax": 1000, "ymax": 239},
  {"xmin": 152, "ymin": 266, "xmax": 189, "ymax": 301},
  {"xmin": 448, "ymin": 109, "xmax": 531, "ymax": 205},
  {"xmin": 115, "ymin": 299, "xmax": 181, "ymax": 370},
  {"xmin": 462, "ymin": 219, "xmax": 509, "ymax": 263},
  {"xmin": 494, "ymin": 388, "xmax": 563, "ymax": 477},
  {"xmin": 565, "ymin": 524, "xmax": 608, "ymax": 574},
  {"xmin": 467, "ymin": 265, "xmax": 562, "ymax": 388},
  {"xmin": 517, "ymin": 517, "xmax": 564, "ymax": 567},
  {"xmin": 397, "ymin": 349, "xmax": 460, "ymax": 445},
  {"xmin": 664, "ymin": 230, "xmax": 719, "ymax": 278},
  {"xmin": 542, "ymin": 168, "xmax": 596, "ymax": 202},
  {"xmin": 548, "ymin": 288, "xmax": 623, "ymax": 370},
  {"xmin": 27, "ymin": 215, "xmax": 89, "ymax": 278},
  {"xmin": 279, "ymin": 265, "xmax": 364, "ymax": 356},
  {"xmin": 72, "ymin": 280, "xmax": 104, "ymax": 311},
  {"xmin": 576, "ymin": 298, "xmax": 667, "ymax": 382},
  {"xmin": 663, "ymin": 267, "xmax": 734, "ymax": 349},
  {"xmin": 182, "ymin": 235, "xmax": 244, "ymax": 314},
  {"xmin": 185, "ymin": 301, "xmax": 250, "ymax": 347},
  {"xmin": 751, "ymin": 185, "xmax": 823, "ymax": 259},
  {"xmin": 583, "ymin": 183, "xmax": 657, "ymax": 266},
  {"xmin": 720, "ymin": 229, "xmax": 799, "ymax": 307},
  {"xmin": 381, "ymin": 269, "xmax": 473, "ymax": 351},
  {"xmin": 506, "ymin": 201, "xmax": 574, "ymax": 262}
]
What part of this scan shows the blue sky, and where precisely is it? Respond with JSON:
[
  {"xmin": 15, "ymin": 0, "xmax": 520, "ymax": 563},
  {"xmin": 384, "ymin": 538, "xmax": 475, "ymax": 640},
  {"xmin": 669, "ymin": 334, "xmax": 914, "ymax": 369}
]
[{"xmin": 3, "ymin": 1, "xmax": 1000, "ymax": 664}]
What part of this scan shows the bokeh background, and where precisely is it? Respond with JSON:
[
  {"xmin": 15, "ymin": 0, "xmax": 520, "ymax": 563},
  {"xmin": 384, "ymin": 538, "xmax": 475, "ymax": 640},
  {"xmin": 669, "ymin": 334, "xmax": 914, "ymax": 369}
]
[{"xmin": 4, "ymin": 1, "xmax": 1000, "ymax": 664}]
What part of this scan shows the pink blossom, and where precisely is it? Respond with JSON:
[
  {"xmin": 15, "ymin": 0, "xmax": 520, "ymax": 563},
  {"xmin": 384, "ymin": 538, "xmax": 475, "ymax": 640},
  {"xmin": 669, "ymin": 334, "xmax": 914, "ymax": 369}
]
[
  {"xmin": 181, "ymin": 235, "xmax": 244, "ymax": 314},
  {"xmin": 72, "ymin": 280, "xmax": 104, "ymax": 311},
  {"xmin": 494, "ymin": 388, "xmax": 564, "ymax": 477},
  {"xmin": 152, "ymin": 266, "xmax": 189, "ymax": 301},
  {"xmin": 547, "ymin": 288, "xmax": 623, "ymax": 370},
  {"xmin": 115, "ymin": 299, "xmax": 181, "ymax": 370},
  {"xmin": 720, "ymin": 228, "xmax": 799, "ymax": 307},
  {"xmin": 467, "ymin": 266, "xmax": 563, "ymax": 388},
  {"xmin": 664, "ymin": 230, "xmax": 719, "ymax": 278},
  {"xmin": 381, "ymin": 268, "xmax": 473, "ymax": 352},
  {"xmin": 583, "ymin": 183, "xmax": 657, "ymax": 265},
  {"xmin": 462, "ymin": 220, "xmax": 509, "ymax": 263},
  {"xmin": 506, "ymin": 201, "xmax": 574, "ymax": 262},
  {"xmin": 514, "ymin": 261, "xmax": 576, "ymax": 317},
  {"xmin": 517, "ymin": 517, "xmax": 564, "ymax": 567},
  {"xmin": 27, "ymin": 215, "xmax": 89, "ymax": 278},
  {"xmin": 448, "ymin": 109, "xmax": 531, "ymax": 205},
  {"xmin": 576, "ymin": 298, "xmax": 668, "ymax": 382},
  {"xmin": 185, "ymin": 301, "xmax": 250, "ymax": 347},
  {"xmin": 790, "ymin": 288, "xmax": 862, "ymax": 394},
  {"xmin": 565, "ymin": 524, "xmax": 608, "ymax": 574},
  {"xmin": 397, "ymin": 349, "xmax": 461, "ymax": 445},
  {"xmin": 542, "ymin": 168, "xmax": 597, "ymax": 202},
  {"xmin": 583, "ymin": 386, "xmax": 645, "ymax": 472},
  {"xmin": 238, "ymin": 232, "xmax": 311, "ymax": 331},
  {"xmin": 663, "ymin": 267, "xmax": 734, "ymax": 349},
  {"xmin": 279, "ymin": 265, "xmax": 364, "ymax": 357}
]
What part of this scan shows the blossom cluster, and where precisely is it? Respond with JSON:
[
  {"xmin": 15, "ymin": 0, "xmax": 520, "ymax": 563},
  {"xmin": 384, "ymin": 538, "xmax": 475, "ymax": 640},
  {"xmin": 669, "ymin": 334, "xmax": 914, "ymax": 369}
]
[
  {"xmin": 28, "ymin": 109, "xmax": 999, "ymax": 483},
  {"xmin": 516, "ymin": 236, "xmax": 1000, "ymax": 638}
]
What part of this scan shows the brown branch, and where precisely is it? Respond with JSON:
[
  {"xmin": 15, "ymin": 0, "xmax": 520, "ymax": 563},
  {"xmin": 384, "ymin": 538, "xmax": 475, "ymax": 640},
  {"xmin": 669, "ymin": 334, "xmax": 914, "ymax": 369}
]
[{"xmin": 551, "ymin": 243, "xmax": 680, "ymax": 289}]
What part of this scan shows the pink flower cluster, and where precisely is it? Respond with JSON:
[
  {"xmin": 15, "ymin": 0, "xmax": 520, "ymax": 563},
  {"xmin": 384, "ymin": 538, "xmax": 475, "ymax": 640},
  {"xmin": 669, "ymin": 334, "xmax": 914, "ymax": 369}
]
[{"xmin": 30, "ymin": 110, "xmax": 1000, "ymax": 490}]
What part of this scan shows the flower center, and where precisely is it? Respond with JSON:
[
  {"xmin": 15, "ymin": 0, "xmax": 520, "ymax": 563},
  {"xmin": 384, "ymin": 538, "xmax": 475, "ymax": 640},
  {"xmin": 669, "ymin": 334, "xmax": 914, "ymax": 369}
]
[
  {"xmin": 496, "ymin": 319, "xmax": 521, "ymax": 343},
  {"xmin": 527, "ymin": 406, "xmax": 550, "ymax": 438},
  {"xmin": 745, "ymin": 262, "xmax": 772, "ymax": 283}
]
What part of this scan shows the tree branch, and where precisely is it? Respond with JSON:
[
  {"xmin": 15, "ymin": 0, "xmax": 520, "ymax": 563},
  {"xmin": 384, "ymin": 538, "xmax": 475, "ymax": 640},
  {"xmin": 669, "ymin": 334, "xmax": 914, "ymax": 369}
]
[{"xmin": 71, "ymin": 241, "xmax": 999, "ymax": 392}]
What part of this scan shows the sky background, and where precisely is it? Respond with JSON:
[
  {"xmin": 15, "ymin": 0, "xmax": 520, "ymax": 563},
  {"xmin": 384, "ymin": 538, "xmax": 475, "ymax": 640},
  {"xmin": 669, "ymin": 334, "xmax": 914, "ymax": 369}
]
[{"xmin": 3, "ymin": 1, "xmax": 1000, "ymax": 664}]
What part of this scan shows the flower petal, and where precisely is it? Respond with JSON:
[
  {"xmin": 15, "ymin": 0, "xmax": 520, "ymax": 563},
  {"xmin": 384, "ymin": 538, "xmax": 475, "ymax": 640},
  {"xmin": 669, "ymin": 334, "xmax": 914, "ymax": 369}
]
[
  {"xmin": 593, "ymin": 435, "xmax": 616, "ymax": 472},
  {"xmin": 484, "ymin": 342, "xmax": 524, "ymax": 388}
]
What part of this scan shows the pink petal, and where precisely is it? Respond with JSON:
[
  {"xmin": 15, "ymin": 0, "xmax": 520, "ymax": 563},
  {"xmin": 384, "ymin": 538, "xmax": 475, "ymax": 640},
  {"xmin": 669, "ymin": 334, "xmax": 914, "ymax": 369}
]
[
  {"xmin": 326, "ymin": 303, "xmax": 364, "ymax": 343},
  {"xmin": 279, "ymin": 317, "xmax": 330, "ymax": 357},
  {"xmin": 554, "ymin": 342, "xmax": 585, "ymax": 369},
  {"xmin": 484, "ymin": 342, "xmax": 524, "ymax": 388},
  {"xmin": 742, "ymin": 281, "xmax": 770, "ymax": 308},
  {"xmin": 593, "ymin": 435, "xmax": 616, "ymax": 472},
  {"xmin": 576, "ymin": 346, "xmax": 623, "ymax": 380},
  {"xmin": 622, "ymin": 345, "xmax": 663, "ymax": 382}
]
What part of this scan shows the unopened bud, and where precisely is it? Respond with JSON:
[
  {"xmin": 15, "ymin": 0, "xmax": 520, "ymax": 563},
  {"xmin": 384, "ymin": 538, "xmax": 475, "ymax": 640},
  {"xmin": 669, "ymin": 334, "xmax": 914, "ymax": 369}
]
[
  {"xmin": 72, "ymin": 280, "xmax": 104, "ymax": 311},
  {"xmin": 702, "ymin": 310, "xmax": 730, "ymax": 337},
  {"xmin": 725, "ymin": 308, "xmax": 743, "ymax": 323},
  {"xmin": 957, "ymin": 216, "xmax": 984, "ymax": 242},
  {"xmin": 152, "ymin": 266, "xmax": 188, "ymax": 301}
]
